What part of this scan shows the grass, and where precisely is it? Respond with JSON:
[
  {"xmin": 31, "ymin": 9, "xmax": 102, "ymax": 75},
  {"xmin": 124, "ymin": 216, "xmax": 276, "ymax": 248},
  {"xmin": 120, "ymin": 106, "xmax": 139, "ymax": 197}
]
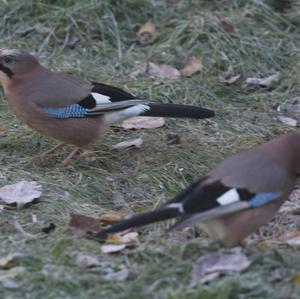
[{"xmin": 0, "ymin": 0, "xmax": 300, "ymax": 298}]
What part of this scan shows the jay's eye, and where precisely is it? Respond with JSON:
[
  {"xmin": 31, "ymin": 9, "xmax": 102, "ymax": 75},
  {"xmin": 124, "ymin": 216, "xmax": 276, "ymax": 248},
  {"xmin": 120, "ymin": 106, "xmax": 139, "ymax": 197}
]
[{"xmin": 3, "ymin": 56, "xmax": 14, "ymax": 64}]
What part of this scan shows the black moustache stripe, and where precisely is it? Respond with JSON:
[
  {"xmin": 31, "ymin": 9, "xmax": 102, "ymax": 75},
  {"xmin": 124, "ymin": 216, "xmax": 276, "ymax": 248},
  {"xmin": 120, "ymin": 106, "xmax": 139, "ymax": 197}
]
[{"xmin": 0, "ymin": 64, "xmax": 13, "ymax": 77}]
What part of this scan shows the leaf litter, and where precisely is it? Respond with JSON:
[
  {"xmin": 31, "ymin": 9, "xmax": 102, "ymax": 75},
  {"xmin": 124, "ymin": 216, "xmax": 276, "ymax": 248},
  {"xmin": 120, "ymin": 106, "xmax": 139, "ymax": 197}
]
[
  {"xmin": 136, "ymin": 20, "xmax": 159, "ymax": 45},
  {"xmin": 75, "ymin": 253, "xmax": 100, "ymax": 269},
  {"xmin": 0, "ymin": 181, "xmax": 42, "ymax": 209},
  {"xmin": 148, "ymin": 62, "xmax": 181, "ymax": 80},
  {"xmin": 112, "ymin": 137, "xmax": 143, "ymax": 150},
  {"xmin": 246, "ymin": 72, "xmax": 280, "ymax": 87},
  {"xmin": 120, "ymin": 116, "xmax": 165, "ymax": 130},
  {"xmin": 190, "ymin": 247, "xmax": 251, "ymax": 286},
  {"xmin": 181, "ymin": 56, "xmax": 203, "ymax": 77}
]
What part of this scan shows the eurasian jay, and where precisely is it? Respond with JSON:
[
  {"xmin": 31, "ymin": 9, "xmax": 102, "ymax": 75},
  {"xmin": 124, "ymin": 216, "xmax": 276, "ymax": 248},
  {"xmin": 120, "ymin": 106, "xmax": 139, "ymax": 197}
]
[
  {"xmin": 0, "ymin": 49, "xmax": 214, "ymax": 164},
  {"xmin": 96, "ymin": 133, "xmax": 300, "ymax": 246}
]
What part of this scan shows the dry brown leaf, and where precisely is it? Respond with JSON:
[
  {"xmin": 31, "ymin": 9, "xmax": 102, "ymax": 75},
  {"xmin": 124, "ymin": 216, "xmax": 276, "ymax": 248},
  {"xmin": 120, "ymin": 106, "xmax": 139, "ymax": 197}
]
[
  {"xmin": 0, "ymin": 254, "xmax": 14, "ymax": 268},
  {"xmin": 0, "ymin": 128, "xmax": 5, "ymax": 133},
  {"xmin": 181, "ymin": 56, "xmax": 203, "ymax": 77},
  {"xmin": 106, "ymin": 232, "xmax": 139, "ymax": 245},
  {"xmin": 103, "ymin": 267, "xmax": 129, "ymax": 282},
  {"xmin": 217, "ymin": 16, "xmax": 235, "ymax": 33},
  {"xmin": 220, "ymin": 74, "xmax": 241, "ymax": 84},
  {"xmin": 112, "ymin": 138, "xmax": 143, "ymax": 150},
  {"xmin": 69, "ymin": 213, "xmax": 101, "ymax": 237},
  {"xmin": 136, "ymin": 21, "xmax": 159, "ymax": 45},
  {"xmin": 277, "ymin": 115, "xmax": 297, "ymax": 127},
  {"xmin": 98, "ymin": 212, "xmax": 124, "ymax": 224},
  {"xmin": 121, "ymin": 116, "xmax": 165, "ymax": 130},
  {"xmin": 67, "ymin": 36, "xmax": 80, "ymax": 49},
  {"xmin": 292, "ymin": 273, "xmax": 300, "ymax": 285},
  {"xmin": 34, "ymin": 23, "xmax": 52, "ymax": 34},
  {"xmin": 128, "ymin": 62, "xmax": 147, "ymax": 79},
  {"xmin": 0, "ymin": 181, "xmax": 42, "ymax": 209},
  {"xmin": 75, "ymin": 253, "xmax": 99, "ymax": 269},
  {"xmin": 246, "ymin": 72, "xmax": 280, "ymax": 87},
  {"xmin": 190, "ymin": 247, "xmax": 251, "ymax": 286},
  {"xmin": 279, "ymin": 231, "xmax": 300, "ymax": 246},
  {"xmin": 148, "ymin": 62, "xmax": 181, "ymax": 80},
  {"xmin": 101, "ymin": 244, "xmax": 126, "ymax": 254}
]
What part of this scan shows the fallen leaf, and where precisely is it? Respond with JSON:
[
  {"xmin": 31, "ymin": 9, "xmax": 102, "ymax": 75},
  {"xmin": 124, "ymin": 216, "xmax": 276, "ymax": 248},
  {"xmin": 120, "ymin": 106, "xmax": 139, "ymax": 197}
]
[
  {"xmin": 246, "ymin": 72, "xmax": 280, "ymax": 87},
  {"xmin": 121, "ymin": 116, "xmax": 165, "ymax": 130},
  {"xmin": 280, "ymin": 189, "xmax": 300, "ymax": 214},
  {"xmin": 292, "ymin": 273, "xmax": 300, "ymax": 285},
  {"xmin": 75, "ymin": 253, "xmax": 99, "ymax": 269},
  {"xmin": 277, "ymin": 115, "xmax": 297, "ymax": 127},
  {"xmin": 98, "ymin": 212, "xmax": 124, "ymax": 224},
  {"xmin": 101, "ymin": 244, "xmax": 126, "ymax": 254},
  {"xmin": 128, "ymin": 62, "xmax": 147, "ymax": 79},
  {"xmin": 67, "ymin": 36, "xmax": 80, "ymax": 49},
  {"xmin": 106, "ymin": 232, "xmax": 139, "ymax": 245},
  {"xmin": 112, "ymin": 138, "xmax": 143, "ymax": 150},
  {"xmin": 217, "ymin": 16, "xmax": 235, "ymax": 33},
  {"xmin": 279, "ymin": 231, "xmax": 300, "ymax": 246},
  {"xmin": 278, "ymin": 97, "xmax": 300, "ymax": 114},
  {"xmin": 69, "ymin": 213, "xmax": 101, "ymax": 237},
  {"xmin": 136, "ymin": 21, "xmax": 159, "ymax": 45},
  {"xmin": 181, "ymin": 56, "xmax": 203, "ymax": 77},
  {"xmin": 243, "ymin": 9, "xmax": 254, "ymax": 17},
  {"xmin": 257, "ymin": 241, "xmax": 272, "ymax": 250},
  {"xmin": 0, "ymin": 254, "xmax": 14, "ymax": 268},
  {"xmin": 220, "ymin": 74, "xmax": 241, "ymax": 84},
  {"xmin": 148, "ymin": 62, "xmax": 181, "ymax": 80},
  {"xmin": 0, "ymin": 128, "xmax": 5, "ymax": 132},
  {"xmin": 34, "ymin": 23, "xmax": 52, "ymax": 34},
  {"xmin": 190, "ymin": 247, "xmax": 251, "ymax": 286},
  {"xmin": 0, "ymin": 181, "xmax": 42, "ymax": 209},
  {"xmin": 103, "ymin": 267, "xmax": 129, "ymax": 282}
]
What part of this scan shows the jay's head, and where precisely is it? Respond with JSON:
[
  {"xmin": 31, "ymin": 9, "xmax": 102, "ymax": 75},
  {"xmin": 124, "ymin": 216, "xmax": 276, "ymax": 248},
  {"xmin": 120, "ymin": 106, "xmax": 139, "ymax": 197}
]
[{"xmin": 0, "ymin": 49, "xmax": 39, "ymax": 80}]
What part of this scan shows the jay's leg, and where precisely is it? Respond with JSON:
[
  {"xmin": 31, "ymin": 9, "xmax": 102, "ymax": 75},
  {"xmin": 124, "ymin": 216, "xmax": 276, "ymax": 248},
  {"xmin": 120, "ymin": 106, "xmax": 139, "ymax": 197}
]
[
  {"xmin": 42, "ymin": 142, "xmax": 66, "ymax": 156},
  {"xmin": 61, "ymin": 147, "xmax": 81, "ymax": 166}
]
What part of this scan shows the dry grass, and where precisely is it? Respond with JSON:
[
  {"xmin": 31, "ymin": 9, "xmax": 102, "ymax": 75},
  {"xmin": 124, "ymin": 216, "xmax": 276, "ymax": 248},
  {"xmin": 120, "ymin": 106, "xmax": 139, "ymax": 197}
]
[{"xmin": 0, "ymin": 0, "xmax": 300, "ymax": 298}]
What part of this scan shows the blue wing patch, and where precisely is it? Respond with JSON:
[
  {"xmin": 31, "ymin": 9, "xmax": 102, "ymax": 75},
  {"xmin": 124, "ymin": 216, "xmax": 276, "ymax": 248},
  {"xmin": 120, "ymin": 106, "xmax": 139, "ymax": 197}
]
[
  {"xmin": 43, "ymin": 104, "xmax": 87, "ymax": 119},
  {"xmin": 249, "ymin": 192, "xmax": 281, "ymax": 208}
]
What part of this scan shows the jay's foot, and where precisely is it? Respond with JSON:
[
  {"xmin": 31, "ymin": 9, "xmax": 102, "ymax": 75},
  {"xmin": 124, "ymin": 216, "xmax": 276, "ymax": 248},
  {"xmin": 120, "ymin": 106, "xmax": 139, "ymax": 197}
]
[
  {"xmin": 61, "ymin": 147, "xmax": 81, "ymax": 166},
  {"xmin": 41, "ymin": 142, "xmax": 66, "ymax": 156}
]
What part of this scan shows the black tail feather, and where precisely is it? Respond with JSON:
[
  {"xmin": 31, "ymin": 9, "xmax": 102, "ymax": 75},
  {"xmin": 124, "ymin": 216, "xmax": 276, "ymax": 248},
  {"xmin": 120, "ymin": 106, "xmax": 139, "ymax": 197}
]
[
  {"xmin": 142, "ymin": 103, "xmax": 215, "ymax": 119},
  {"xmin": 95, "ymin": 207, "xmax": 180, "ymax": 239}
]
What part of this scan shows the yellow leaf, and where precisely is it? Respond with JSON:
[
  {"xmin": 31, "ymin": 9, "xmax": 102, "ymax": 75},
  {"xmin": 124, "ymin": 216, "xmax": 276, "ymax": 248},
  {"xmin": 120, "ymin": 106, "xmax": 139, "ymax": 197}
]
[
  {"xmin": 292, "ymin": 273, "xmax": 300, "ymax": 285},
  {"xmin": 257, "ymin": 241, "xmax": 271, "ymax": 250},
  {"xmin": 106, "ymin": 232, "xmax": 139, "ymax": 245},
  {"xmin": 136, "ymin": 21, "xmax": 159, "ymax": 45},
  {"xmin": 181, "ymin": 56, "xmax": 203, "ymax": 77},
  {"xmin": 98, "ymin": 212, "xmax": 124, "ymax": 223}
]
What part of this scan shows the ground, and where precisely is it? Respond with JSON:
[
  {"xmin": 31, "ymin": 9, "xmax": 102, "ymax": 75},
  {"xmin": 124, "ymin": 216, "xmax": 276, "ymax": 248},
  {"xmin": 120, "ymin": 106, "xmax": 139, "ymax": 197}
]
[{"xmin": 0, "ymin": 0, "xmax": 300, "ymax": 298}]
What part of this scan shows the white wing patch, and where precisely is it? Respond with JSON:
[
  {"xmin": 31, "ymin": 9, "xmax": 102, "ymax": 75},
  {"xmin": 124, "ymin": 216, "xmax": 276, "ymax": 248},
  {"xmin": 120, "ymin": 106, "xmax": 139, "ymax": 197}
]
[
  {"xmin": 216, "ymin": 188, "xmax": 240, "ymax": 206},
  {"xmin": 91, "ymin": 92, "xmax": 111, "ymax": 104},
  {"xmin": 103, "ymin": 104, "xmax": 150, "ymax": 125},
  {"xmin": 168, "ymin": 203, "xmax": 184, "ymax": 213}
]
